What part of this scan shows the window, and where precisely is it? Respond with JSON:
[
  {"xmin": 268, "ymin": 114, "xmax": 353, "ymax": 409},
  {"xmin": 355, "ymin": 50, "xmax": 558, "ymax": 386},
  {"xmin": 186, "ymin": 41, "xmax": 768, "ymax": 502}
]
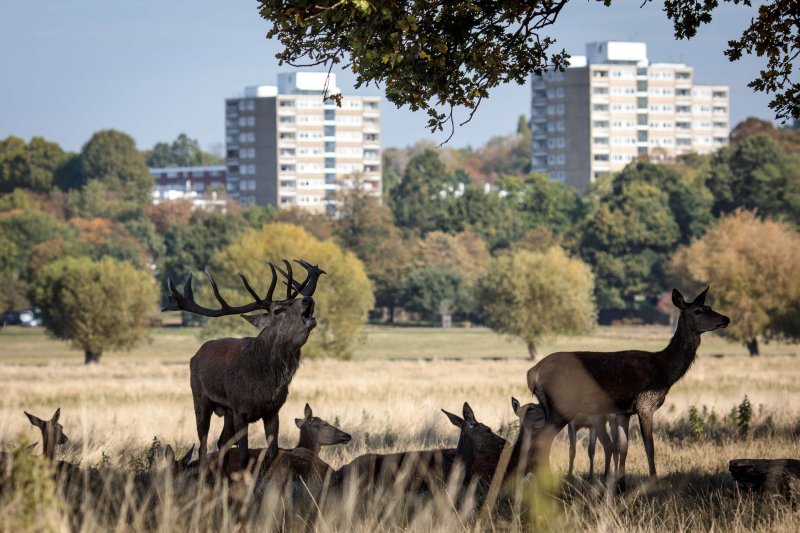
[
  {"xmin": 593, "ymin": 104, "xmax": 609, "ymax": 112},
  {"xmin": 713, "ymin": 91, "xmax": 727, "ymax": 99},
  {"xmin": 325, "ymin": 173, "xmax": 336, "ymax": 185},
  {"xmin": 324, "ymin": 141, "xmax": 335, "ymax": 153},
  {"xmin": 594, "ymin": 154, "xmax": 609, "ymax": 161},
  {"xmin": 324, "ymin": 125, "xmax": 335, "ymax": 137},
  {"xmin": 324, "ymin": 109, "xmax": 335, "ymax": 121},
  {"xmin": 325, "ymin": 157, "xmax": 335, "ymax": 169},
  {"xmin": 593, "ymin": 87, "xmax": 608, "ymax": 95}
]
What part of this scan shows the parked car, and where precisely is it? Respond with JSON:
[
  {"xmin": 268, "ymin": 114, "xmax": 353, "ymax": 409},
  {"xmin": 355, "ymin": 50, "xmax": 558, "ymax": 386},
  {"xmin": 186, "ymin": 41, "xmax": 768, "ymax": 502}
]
[
  {"xmin": 2, "ymin": 311, "xmax": 22, "ymax": 326},
  {"xmin": 18, "ymin": 308, "xmax": 42, "ymax": 327}
]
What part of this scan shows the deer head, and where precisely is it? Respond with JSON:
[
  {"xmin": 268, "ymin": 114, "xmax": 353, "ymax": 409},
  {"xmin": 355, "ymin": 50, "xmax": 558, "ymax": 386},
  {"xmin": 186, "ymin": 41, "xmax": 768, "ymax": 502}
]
[
  {"xmin": 294, "ymin": 403, "xmax": 351, "ymax": 448},
  {"xmin": 164, "ymin": 444, "xmax": 195, "ymax": 474},
  {"xmin": 164, "ymin": 258, "xmax": 324, "ymax": 347},
  {"xmin": 442, "ymin": 402, "xmax": 506, "ymax": 456},
  {"xmin": 672, "ymin": 287, "xmax": 730, "ymax": 333},
  {"xmin": 24, "ymin": 408, "xmax": 68, "ymax": 460},
  {"xmin": 511, "ymin": 397, "xmax": 546, "ymax": 435}
]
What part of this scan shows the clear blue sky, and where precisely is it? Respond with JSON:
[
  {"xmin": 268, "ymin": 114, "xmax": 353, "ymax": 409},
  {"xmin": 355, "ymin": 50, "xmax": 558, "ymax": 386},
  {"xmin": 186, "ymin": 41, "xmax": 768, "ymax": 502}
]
[{"xmin": 0, "ymin": 1, "xmax": 774, "ymax": 153}]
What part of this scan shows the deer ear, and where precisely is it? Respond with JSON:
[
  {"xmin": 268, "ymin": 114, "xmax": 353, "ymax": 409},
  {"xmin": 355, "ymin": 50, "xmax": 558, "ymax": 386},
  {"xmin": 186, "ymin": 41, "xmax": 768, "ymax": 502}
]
[
  {"xmin": 180, "ymin": 445, "xmax": 194, "ymax": 466},
  {"xmin": 511, "ymin": 397, "xmax": 521, "ymax": 414},
  {"xmin": 462, "ymin": 402, "xmax": 476, "ymax": 424},
  {"xmin": 672, "ymin": 289, "xmax": 687, "ymax": 310},
  {"xmin": 693, "ymin": 286, "xmax": 709, "ymax": 306},
  {"xmin": 25, "ymin": 411, "xmax": 44, "ymax": 429},
  {"xmin": 165, "ymin": 445, "xmax": 176, "ymax": 464},
  {"xmin": 304, "ymin": 403, "xmax": 313, "ymax": 419},
  {"xmin": 294, "ymin": 418, "xmax": 305, "ymax": 429},
  {"xmin": 52, "ymin": 407, "xmax": 61, "ymax": 423},
  {"xmin": 240, "ymin": 314, "xmax": 265, "ymax": 328},
  {"xmin": 441, "ymin": 409, "xmax": 464, "ymax": 428}
]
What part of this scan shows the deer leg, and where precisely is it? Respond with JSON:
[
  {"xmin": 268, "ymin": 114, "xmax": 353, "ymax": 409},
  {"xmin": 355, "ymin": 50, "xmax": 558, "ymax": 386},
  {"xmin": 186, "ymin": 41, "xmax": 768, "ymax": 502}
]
[
  {"xmin": 233, "ymin": 412, "xmax": 249, "ymax": 471},
  {"xmin": 638, "ymin": 410, "xmax": 657, "ymax": 478},
  {"xmin": 615, "ymin": 414, "xmax": 631, "ymax": 491},
  {"xmin": 594, "ymin": 418, "xmax": 614, "ymax": 480},
  {"xmin": 587, "ymin": 426, "xmax": 597, "ymax": 482},
  {"xmin": 218, "ymin": 409, "xmax": 235, "ymax": 450},
  {"xmin": 263, "ymin": 414, "xmax": 279, "ymax": 464},
  {"xmin": 567, "ymin": 423, "xmax": 577, "ymax": 477},
  {"xmin": 194, "ymin": 399, "xmax": 213, "ymax": 468}
]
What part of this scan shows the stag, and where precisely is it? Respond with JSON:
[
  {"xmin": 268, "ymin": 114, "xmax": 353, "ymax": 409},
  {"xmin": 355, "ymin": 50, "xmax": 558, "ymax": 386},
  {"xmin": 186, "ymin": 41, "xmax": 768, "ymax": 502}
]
[
  {"xmin": 336, "ymin": 403, "xmax": 505, "ymax": 492},
  {"xmin": 566, "ymin": 414, "xmax": 616, "ymax": 480},
  {"xmin": 526, "ymin": 287, "xmax": 729, "ymax": 487},
  {"xmin": 163, "ymin": 259, "xmax": 325, "ymax": 471}
]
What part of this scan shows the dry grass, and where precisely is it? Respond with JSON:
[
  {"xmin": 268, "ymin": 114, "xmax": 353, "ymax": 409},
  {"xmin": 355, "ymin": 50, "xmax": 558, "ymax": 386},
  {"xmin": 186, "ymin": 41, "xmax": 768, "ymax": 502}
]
[{"xmin": 0, "ymin": 326, "xmax": 799, "ymax": 531}]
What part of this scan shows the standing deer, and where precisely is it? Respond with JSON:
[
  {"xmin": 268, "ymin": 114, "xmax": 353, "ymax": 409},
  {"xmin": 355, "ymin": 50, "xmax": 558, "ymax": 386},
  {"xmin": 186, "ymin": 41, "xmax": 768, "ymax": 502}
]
[
  {"xmin": 526, "ymin": 287, "xmax": 729, "ymax": 488},
  {"xmin": 163, "ymin": 259, "xmax": 325, "ymax": 471},
  {"xmin": 566, "ymin": 414, "xmax": 616, "ymax": 480}
]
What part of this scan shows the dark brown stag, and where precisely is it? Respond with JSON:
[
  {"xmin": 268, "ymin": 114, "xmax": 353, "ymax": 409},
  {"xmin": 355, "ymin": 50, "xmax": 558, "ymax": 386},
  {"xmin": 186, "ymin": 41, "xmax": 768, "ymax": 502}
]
[
  {"xmin": 163, "ymin": 259, "xmax": 325, "ymax": 470},
  {"xmin": 526, "ymin": 287, "xmax": 729, "ymax": 487}
]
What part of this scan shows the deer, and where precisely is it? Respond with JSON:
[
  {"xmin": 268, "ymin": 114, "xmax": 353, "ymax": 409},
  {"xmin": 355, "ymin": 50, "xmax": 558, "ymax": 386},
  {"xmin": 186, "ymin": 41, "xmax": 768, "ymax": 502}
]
[
  {"xmin": 526, "ymin": 287, "xmax": 730, "ymax": 489},
  {"xmin": 24, "ymin": 408, "xmax": 68, "ymax": 461},
  {"xmin": 336, "ymin": 402, "xmax": 506, "ymax": 493},
  {"xmin": 566, "ymin": 414, "xmax": 616, "ymax": 481},
  {"xmin": 200, "ymin": 403, "xmax": 351, "ymax": 480},
  {"xmin": 163, "ymin": 258, "xmax": 325, "ymax": 472}
]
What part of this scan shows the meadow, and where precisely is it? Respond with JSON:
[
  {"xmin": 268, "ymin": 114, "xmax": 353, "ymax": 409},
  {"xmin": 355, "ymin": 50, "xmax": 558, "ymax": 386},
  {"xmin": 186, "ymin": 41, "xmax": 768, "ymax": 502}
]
[{"xmin": 1, "ymin": 325, "xmax": 799, "ymax": 531}]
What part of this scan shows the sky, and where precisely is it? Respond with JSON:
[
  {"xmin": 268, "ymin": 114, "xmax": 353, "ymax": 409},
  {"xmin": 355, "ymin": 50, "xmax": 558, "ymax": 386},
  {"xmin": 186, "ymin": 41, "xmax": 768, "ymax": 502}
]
[{"xmin": 0, "ymin": 1, "xmax": 776, "ymax": 153}]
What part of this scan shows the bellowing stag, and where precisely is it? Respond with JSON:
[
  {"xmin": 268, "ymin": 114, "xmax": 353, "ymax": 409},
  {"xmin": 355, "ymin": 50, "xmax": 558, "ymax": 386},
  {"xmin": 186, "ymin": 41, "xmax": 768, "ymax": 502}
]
[{"xmin": 163, "ymin": 259, "xmax": 325, "ymax": 470}]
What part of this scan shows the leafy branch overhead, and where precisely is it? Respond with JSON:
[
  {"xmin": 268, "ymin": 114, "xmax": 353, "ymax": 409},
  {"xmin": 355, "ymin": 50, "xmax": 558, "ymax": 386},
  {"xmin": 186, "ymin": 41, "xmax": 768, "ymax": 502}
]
[{"xmin": 259, "ymin": 0, "xmax": 800, "ymax": 135}]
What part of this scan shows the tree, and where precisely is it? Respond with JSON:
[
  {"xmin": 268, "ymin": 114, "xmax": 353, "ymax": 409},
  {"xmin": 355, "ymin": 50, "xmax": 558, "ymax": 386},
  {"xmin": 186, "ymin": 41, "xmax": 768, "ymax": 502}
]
[
  {"xmin": 146, "ymin": 133, "xmax": 223, "ymax": 168},
  {"xmin": 32, "ymin": 256, "xmax": 157, "ymax": 364},
  {"xmin": 517, "ymin": 173, "xmax": 585, "ymax": 237},
  {"xmin": 391, "ymin": 148, "xmax": 458, "ymax": 235},
  {"xmin": 259, "ymin": 1, "xmax": 798, "ymax": 136},
  {"xmin": 335, "ymin": 186, "xmax": 411, "ymax": 319},
  {"xmin": 73, "ymin": 130, "xmax": 154, "ymax": 220},
  {"xmin": 201, "ymin": 223, "xmax": 374, "ymax": 359},
  {"xmin": 708, "ymin": 134, "xmax": 800, "ymax": 226},
  {"xmin": 0, "ymin": 136, "xmax": 70, "ymax": 194},
  {"xmin": 475, "ymin": 247, "xmax": 595, "ymax": 358},
  {"xmin": 272, "ymin": 207, "xmax": 334, "ymax": 241},
  {"xmin": 400, "ymin": 267, "xmax": 471, "ymax": 323},
  {"xmin": 669, "ymin": 210, "xmax": 800, "ymax": 356}
]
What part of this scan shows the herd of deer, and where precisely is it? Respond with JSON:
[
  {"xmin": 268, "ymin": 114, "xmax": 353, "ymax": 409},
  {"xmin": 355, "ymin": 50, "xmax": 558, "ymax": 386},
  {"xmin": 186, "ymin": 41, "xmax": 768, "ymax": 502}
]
[{"xmin": 2, "ymin": 258, "xmax": 731, "ymax": 513}]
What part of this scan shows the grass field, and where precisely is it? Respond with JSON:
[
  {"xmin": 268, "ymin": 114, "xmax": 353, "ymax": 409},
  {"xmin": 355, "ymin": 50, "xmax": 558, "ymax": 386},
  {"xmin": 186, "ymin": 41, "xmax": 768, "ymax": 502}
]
[{"xmin": 1, "ymin": 325, "xmax": 799, "ymax": 531}]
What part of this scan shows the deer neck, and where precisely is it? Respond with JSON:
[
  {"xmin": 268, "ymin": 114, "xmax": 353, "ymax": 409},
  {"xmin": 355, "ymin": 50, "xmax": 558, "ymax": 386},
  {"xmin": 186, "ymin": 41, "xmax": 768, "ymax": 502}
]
[
  {"xmin": 660, "ymin": 314, "xmax": 701, "ymax": 386},
  {"xmin": 296, "ymin": 429, "xmax": 320, "ymax": 455},
  {"xmin": 454, "ymin": 432, "xmax": 476, "ymax": 469},
  {"xmin": 43, "ymin": 430, "xmax": 55, "ymax": 461},
  {"xmin": 244, "ymin": 333, "xmax": 302, "ymax": 376}
]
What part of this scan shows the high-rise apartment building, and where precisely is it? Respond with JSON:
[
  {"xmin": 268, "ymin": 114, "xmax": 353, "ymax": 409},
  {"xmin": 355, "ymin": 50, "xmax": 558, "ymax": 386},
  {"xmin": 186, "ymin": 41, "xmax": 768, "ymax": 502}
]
[
  {"xmin": 225, "ymin": 72, "xmax": 381, "ymax": 213},
  {"xmin": 531, "ymin": 41, "xmax": 730, "ymax": 191}
]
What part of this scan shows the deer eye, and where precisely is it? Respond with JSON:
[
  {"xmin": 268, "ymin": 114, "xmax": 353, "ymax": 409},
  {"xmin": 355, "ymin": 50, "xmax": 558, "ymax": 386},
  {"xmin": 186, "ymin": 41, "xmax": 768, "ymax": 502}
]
[
  {"xmin": 694, "ymin": 309, "xmax": 703, "ymax": 315},
  {"xmin": 273, "ymin": 308, "xmax": 286, "ymax": 315}
]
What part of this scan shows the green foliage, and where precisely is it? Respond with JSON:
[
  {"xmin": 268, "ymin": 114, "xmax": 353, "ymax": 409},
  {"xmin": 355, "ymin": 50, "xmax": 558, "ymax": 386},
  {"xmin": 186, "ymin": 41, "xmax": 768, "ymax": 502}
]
[
  {"xmin": 400, "ymin": 267, "xmax": 471, "ymax": 319},
  {"xmin": 391, "ymin": 148, "xmax": 458, "ymax": 235},
  {"xmin": 736, "ymin": 395, "xmax": 753, "ymax": 439},
  {"xmin": 670, "ymin": 210, "xmax": 800, "ymax": 353},
  {"xmin": 708, "ymin": 134, "xmax": 800, "ymax": 226},
  {"xmin": 335, "ymin": 186, "xmax": 410, "ymax": 314},
  {"xmin": 146, "ymin": 133, "xmax": 222, "ymax": 168},
  {"xmin": 260, "ymin": 1, "xmax": 796, "ymax": 139},
  {"xmin": 71, "ymin": 130, "xmax": 154, "ymax": 220},
  {"xmin": 688, "ymin": 405, "xmax": 703, "ymax": 439},
  {"xmin": 516, "ymin": 173, "xmax": 585, "ymax": 237},
  {"xmin": 475, "ymin": 247, "xmax": 595, "ymax": 357},
  {"xmin": 0, "ymin": 136, "xmax": 70, "ymax": 194},
  {"xmin": 0, "ymin": 209, "xmax": 79, "ymax": 274},
  {"xmin": 32, "ymin": 256, "xmax": 157, "ymax": 363},
  {"xmin": 202, "ymin": 223, "xmax": 374, "ymax": 359}
]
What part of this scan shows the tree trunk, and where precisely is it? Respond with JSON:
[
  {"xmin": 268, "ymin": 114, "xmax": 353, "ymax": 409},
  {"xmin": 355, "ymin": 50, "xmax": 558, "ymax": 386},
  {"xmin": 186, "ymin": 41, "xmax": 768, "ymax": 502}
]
[
  {"xmin": 527, "ymin": 340, "xmax": 538, "ymax": 360},
  {"xmin": 746, "ymin": 337, "xmax": 759, "ymax": 357},
  {"xmin": 84, "ymin": 350, "xmax": 102, "ymax": 364}
]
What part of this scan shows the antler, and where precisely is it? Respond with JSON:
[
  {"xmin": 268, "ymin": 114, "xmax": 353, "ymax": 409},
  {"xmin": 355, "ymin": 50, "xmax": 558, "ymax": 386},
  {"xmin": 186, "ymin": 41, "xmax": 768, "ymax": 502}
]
[
  {"xmin": 273, "ymin": 259, "xmax": 327, "ymax": 298},
  {"xmin": 162, "ymin": 262, "xmax": 286, "ymax": 317}
]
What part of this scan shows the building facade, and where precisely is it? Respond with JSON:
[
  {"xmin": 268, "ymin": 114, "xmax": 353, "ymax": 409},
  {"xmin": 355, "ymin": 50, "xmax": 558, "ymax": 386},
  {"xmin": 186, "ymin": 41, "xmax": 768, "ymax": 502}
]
[
  {"xmin": 225, "ymin": 72, "xmax": 381, "ymax": 213},
  {"xmin": 531, "ymin": 41, "xmax": 730, "ymax": 191},
  {"xmin": 150, "ymin": 165, "xmax": 228, "ymax": 210}
]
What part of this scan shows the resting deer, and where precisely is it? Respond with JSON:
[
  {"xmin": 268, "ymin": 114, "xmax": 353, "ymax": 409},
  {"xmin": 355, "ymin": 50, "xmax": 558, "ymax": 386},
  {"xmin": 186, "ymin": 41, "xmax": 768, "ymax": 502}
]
[
  {"xmin": 526, "ymin": 287, "xmax": 729, "ymax": 488},
  {"xmin": 25, "ymin": 408, "xmax": 68, "ymax": 460},
  {"xmin": 566, "ymin": 414, "xmax": 616, "ymax": 480},
  {"xmin": 202, "ymin": 403, "xmax": 351, "ymax": 479},
  {"xmin": 336, "ymin": 403, "xmax": 505, "ymax": 492},
  {"xmin": 163, "ymin": 259, "xmax": 325, "ymax": 471}
]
